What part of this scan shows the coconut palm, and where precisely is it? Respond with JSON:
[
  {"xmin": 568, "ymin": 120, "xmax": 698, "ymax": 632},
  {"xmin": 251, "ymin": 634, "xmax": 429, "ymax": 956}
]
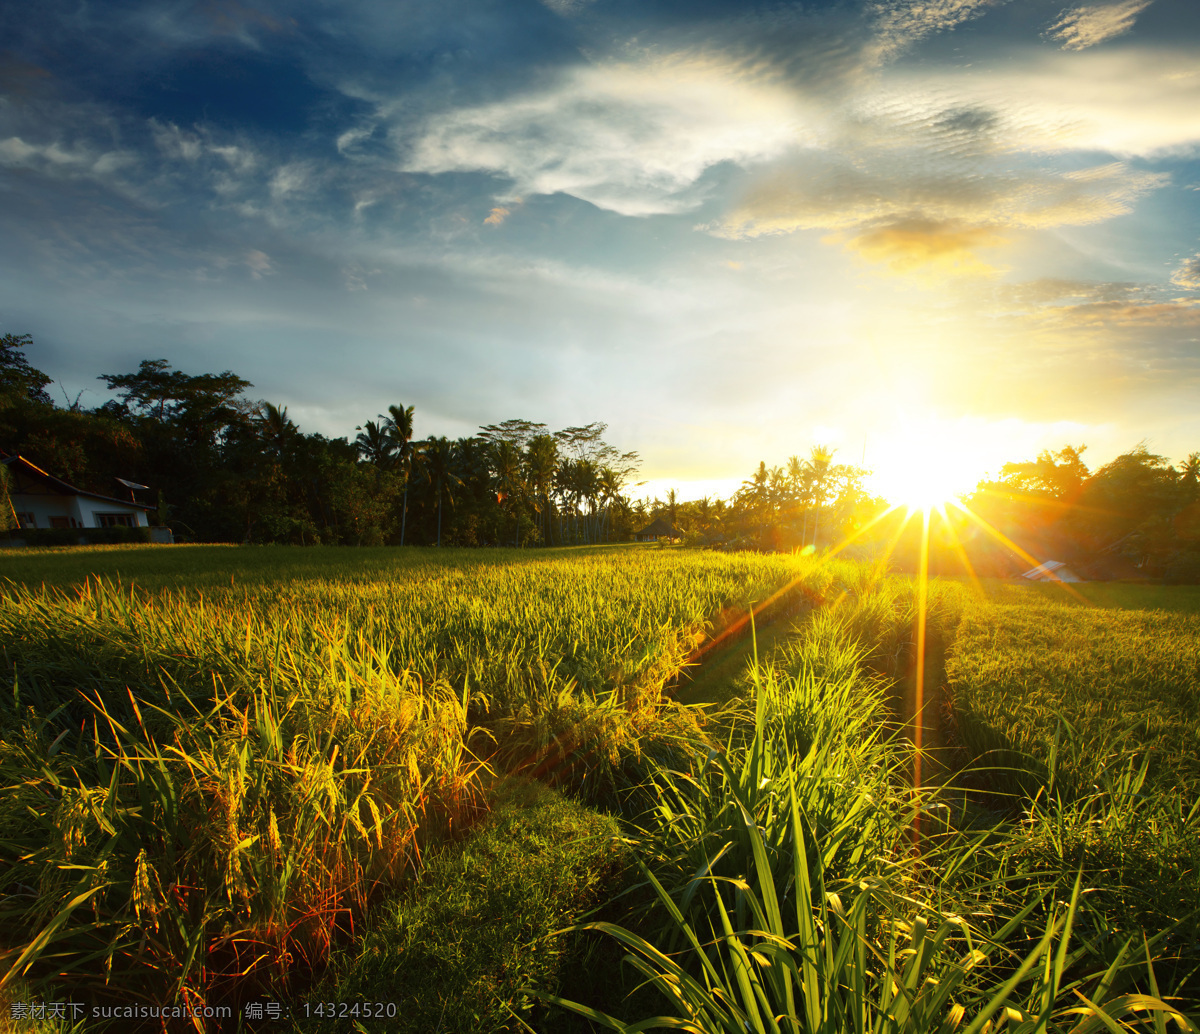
[
  {"xmin": 1180, "ymin": 451, "xmax": 1200, "ymax": 507},
  {"xmin": 490, "ymin": 439, "xmax": 525, "ymax": 546},
  {"xmin": 555, "ymin": 459, "xmax": 581, "ymax": 544},
  {"xmin": 577, "ymin": 459, "xmax": 600, "ymax": 542},
  {"xmin": 355, "ymin": 420, "xmax": 397, "ymax": 469},
  {"xmin": 806, "ymin": 444, "xmax": 836, "ymax": 550},
  {"xmin": 254, "ymin": 402, "xmax": 298, "ymax": 461},
  {"xmin": 383, "ymin": 403, "xmax": 416, "ymax": 545},
  {"xmin": 597, "ymin": 465, "xmax": 623, "ymax": 542},
  {"xmin": 526, "ymin": 434, "xmax": 559, "ymax": 546},
  {"xmin": 421, "ymin": 436, "xmax": 462, "ymax": 547}
]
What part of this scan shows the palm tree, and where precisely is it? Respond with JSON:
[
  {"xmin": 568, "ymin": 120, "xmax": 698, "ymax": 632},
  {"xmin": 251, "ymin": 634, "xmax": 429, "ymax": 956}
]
[
  {"xmin": 597, "ymin": 466, "xmax": 623, "ymax": 542},
  {"xmin": 382, "ymin": 404, "xmax": 417, "ymax": 545},
  {"xmin": 740, "ymin": 462, "xmax": 770, "ymax": 534},
  {"xmin": 491, "ymin": 439, "xmax": 525, "ymax": 546},
  {"xmin": 1180, "ymin": 452, "xmax": 1200, "ymax": 506},
  {"xmin": 786, "ymin": 454, "xmax": 807, "ymax": 542},
  {"xmin": 555, "ymin": 459, "xmax": 582, "ymax": 544},
  {"xmin": 355, "ymin": 420, "xmax": 397, "ymax": 469},
  {"xmin": 577, "ymin": 459, "xmax": 600, "ymax": 543},
  {"xmin": 806, "ymin": 445, "xmax": 835, "ymax": 550},
  {"xmin": 254, "ymin": 402, "xmax": 298, "ymax": 461},
  {"xmin": 526, "ymin": 434, "xmax": 559, "ymax": 546},
  {"xmin": 768, "ymin": 465, "xmax": 786, "ymax": 526},
  {"xmin": 421, "ymin": 436, "xmax": 462, "ymax": 547}
]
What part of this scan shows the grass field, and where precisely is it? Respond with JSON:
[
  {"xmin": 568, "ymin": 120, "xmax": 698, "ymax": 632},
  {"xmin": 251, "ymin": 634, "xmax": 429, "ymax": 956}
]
[
  {"xmin": 947, "ymin": 585, "xmax": 1200, "ymax": 794},
  {"xmin": 2, "ymin": 545, "xmax": 1198, "ymax": 1032},
  {"xmin": 944, "ymin": 578, "xmax": 1200, "ymax": 975},
  {"xmin": 0, "ymin": 543, "xmax": 847, "ymax": 1027}
]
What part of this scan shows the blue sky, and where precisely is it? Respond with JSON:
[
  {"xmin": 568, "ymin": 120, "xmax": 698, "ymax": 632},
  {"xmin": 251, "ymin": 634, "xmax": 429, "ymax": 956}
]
[{"xmin": 2, "ymin": 0, "xmax": 1199, "ymax": 501}]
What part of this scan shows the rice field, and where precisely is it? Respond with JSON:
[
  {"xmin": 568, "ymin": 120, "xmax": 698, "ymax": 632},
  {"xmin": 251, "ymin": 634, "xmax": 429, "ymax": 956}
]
[
  {"xmin": 543, "ymin": 580, "xmax": 1199, "ymax": 1032},
  {"xmin": 2, "ymin": 545, "xmax": 1198, "ymax": 1031},
  {"xmin": 944, "ymin": 579, "xmax": 1200, "ymax": 976},
  {"xmin": 0, "ymin": 544, "xmax": 842, "ymax": 1024},
  {"xmin": 946, "ymin": 586, "xmax": 1200, "ymax": 795}
]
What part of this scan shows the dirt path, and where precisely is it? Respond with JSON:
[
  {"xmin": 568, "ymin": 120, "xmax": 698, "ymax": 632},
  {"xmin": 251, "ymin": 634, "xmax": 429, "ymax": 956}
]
[{"xmin": 670, "ymin": 583, "xmax": 818, "ymax": 708}]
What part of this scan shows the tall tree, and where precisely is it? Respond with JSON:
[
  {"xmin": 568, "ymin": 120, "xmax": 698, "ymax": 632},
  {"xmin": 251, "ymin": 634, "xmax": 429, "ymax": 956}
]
[
  {"xmin": 491, "ymin": 438, "xmax": 526, "ymax": 547},
  {"xmin": 355, "ymin": 419, "xmax": 397, "ymax": 469},
  {"xmin": 806, "ymin": 445, "xmax": 835, "ymax": 550},
  {"xmin": 384, "ymin": 404, "xmax": 417, "ymax": 545},
  {"xmin": 254, "ymin": 402, "xmax": 298, "ymax": 461},
  {"xmin": 421, "ymin": 436, "xmax": 462, "ymax": 547},
  {"xmin": 0, "ymin": 333, "xmax": 53, "ymax": 407},
  {"xmin": 525, "ymin": 433, "xmax": 559, "ymax": 546},
  {"xmin": 99, "ymin": 359, "xmax": 251, "ymax": 425}
]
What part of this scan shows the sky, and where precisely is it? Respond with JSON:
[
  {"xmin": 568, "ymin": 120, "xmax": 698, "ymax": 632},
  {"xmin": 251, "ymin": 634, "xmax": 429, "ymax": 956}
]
[{"xmin": 2, "ymin": 0, "xmax": 1199, "ymax": 504}]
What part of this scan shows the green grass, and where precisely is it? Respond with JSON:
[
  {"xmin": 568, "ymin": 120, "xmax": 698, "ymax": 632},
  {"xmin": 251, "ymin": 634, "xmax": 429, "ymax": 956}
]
[
  {"xmin": 543, "ymin": 589, "xmax": 1199, "ymax": 1033},
  {"xmin": 5, "ymin": 545, "xmax": 1199, "ymax": 1031},
  {"xmin": 300, "ymin": 776, "xmax": 628, "ymax": 1034},
  {"xmin": 0, "ymin": 544, "xmax": 842, "ymax": 1025},
  {"xmin": 946, "ymin": 585, "xmax": 1200, "ymax": 795},
  {"xmin": 944, "ymin": 580, "xmax": 1200, "ymax": 987},
  {"xmin": 980, "ymin": 579, "xmax": 1200, "ymax": 614}
]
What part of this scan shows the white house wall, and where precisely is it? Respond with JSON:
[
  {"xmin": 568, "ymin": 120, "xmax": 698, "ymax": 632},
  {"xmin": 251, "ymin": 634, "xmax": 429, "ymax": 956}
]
[
  {"xmin": 75, "ymin": 496, "xmax": 149, "ymax": 528},
  {"xmin": 11, "ymin": 493, "xmax": 84, "ymax": 528},
  {"xmin": 12, "ymin": 492, "xmax": 147, "ymax": 528}
]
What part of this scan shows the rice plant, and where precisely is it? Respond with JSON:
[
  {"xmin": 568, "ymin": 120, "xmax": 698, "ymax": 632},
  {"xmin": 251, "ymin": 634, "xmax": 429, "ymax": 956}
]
[
  {"xmin": 0, "ymin": 547, "xmax": 832, "ymax": 1017},
  {"xmin": 539, "ymin": 583, "xmax": 1199, "ymax": 1033}
]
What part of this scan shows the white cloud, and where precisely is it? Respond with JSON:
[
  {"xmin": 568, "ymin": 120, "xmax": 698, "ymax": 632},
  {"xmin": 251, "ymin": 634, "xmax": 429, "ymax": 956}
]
[
  {"xmin": 0, "ymin": 136, "xmax": 39, "ymax": 163},
  {"xmin": 403, "ymin": 55, "xmax": 813, "ymax": 216},
  {"xmin": 268, "ymin": 162, "xmax": 312, "ymax": 200},
  {"xmin": 1171, "ymin": 253, "xmax": 1200, "ymax": 289},
  {"xmin": 869, "ymin": 0, "xmax": 1005, "ymax": 62},
  {"xmin": 244, "ymin": 250, "xmax": 274, "ymax": 279},
  {"xmin": 0, "ymin": 133, "xmax": 137, "ymax": 180},
  {"xmin": 539, "ymin": 0, "xmax": 596, "ymax": 15},
  {"xmin": 719, "ymin": 152, "xmax": 1164, "ymax": 240},
  {"xmin": 892, "ymin": 47, "xmax": 1200, "ymax": 157},
  {"xmin": 1047, "ymin": 0, "xmax": 1154, "ymax": 50}
]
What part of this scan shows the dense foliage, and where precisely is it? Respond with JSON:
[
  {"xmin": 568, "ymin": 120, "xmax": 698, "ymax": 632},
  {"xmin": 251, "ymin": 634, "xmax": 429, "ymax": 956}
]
[
  {"xmin": 4, "ymin": 333, "xmax": 1198, "ymax": 579},
  {"xmin": 0, "ymin": 340, "xmax": 647, "ymax": 546},
  {"xmin": 0, "ymin": 546, "xmax": 824, "ymax": 1015}
]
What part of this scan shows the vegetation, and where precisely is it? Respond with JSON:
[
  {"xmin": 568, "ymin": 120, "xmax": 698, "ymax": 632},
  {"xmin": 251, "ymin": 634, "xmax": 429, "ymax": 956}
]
[
  {"xmin": 305, "ymin": 777, "xmax": 627, "ymax": 1033},
  {"xmin": 7, "ymin": 333, "xmax": 1198, "ymax": 585},
  {"xmin": 944, "ymin": 580, "xmax": 1200, "ymax": 967},
  {"xmin": 1, "ymin": 543, "xmax": 1198, "ymax": 1032},
  {"xmin": 0, "ymin": 546, "xmax": 826, "ymax": 1019},
  {"xmin": 1, "ymin": 340, "xmax": 649, "ymax": 547},
  {"xmin": 947, "ymin": 444, "xmax": 1199, "ymax": 581},
  {"xmin": 546, "ymin": 580, "xmax": 1198, "ymax": 1032}
]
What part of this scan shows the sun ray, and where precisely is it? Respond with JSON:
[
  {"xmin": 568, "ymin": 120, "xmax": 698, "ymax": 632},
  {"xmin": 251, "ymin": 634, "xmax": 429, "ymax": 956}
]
[
  {"xmin": 822, "ymin": 501, "xmax": 908, "ymax": 561},
  {"xmin": 934, "ymin": 503, "xmax": 987, "ymax": 598},
  {"xmin": 947, "ymin": 498, "xmax": 1091, "ymax": 605}
]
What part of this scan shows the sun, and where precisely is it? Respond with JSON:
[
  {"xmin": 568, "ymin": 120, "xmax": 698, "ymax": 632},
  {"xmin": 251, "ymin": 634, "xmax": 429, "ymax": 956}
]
[
  {"xmin": 886, "ymin": 462, "xmax": 966, "ymax": 511},
  {"xmin": 865, "ymin": 414, "xmax": 1000, "ymax": 512}
]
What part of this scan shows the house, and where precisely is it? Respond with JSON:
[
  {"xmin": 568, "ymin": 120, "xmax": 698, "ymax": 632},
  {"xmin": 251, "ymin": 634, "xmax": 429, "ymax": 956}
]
[
  {"xmin": 1019, "ymin": 560, "xmax": 1083, "ymax": 583},
  {"xmin": 635, "ymin": 517, "xmax": 682, "ymax": 543},
  {"xmin": 4, "ymin": 455, "xmax": 152, "ymax": 531}
]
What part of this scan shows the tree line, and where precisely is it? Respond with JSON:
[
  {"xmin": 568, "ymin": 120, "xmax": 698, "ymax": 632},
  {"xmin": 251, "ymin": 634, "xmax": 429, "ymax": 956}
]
[
  {"xmin": 960, "ymin": 444, "xmax": 1200, "ymax": 581},
  {"xmin": 4, "ymin": 332, "xmax": 1197, "ymax": 577},
  {"xmin": 0, "ymin": 335, "xmax": 649, "ymax": 546},
  {"xmin": 650, "ymin": 448, "xmax": 879, "ymax": 554},
  {"xmin": 683, "ymin": 441, "xmax": 1200, "ymax": 581}
]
